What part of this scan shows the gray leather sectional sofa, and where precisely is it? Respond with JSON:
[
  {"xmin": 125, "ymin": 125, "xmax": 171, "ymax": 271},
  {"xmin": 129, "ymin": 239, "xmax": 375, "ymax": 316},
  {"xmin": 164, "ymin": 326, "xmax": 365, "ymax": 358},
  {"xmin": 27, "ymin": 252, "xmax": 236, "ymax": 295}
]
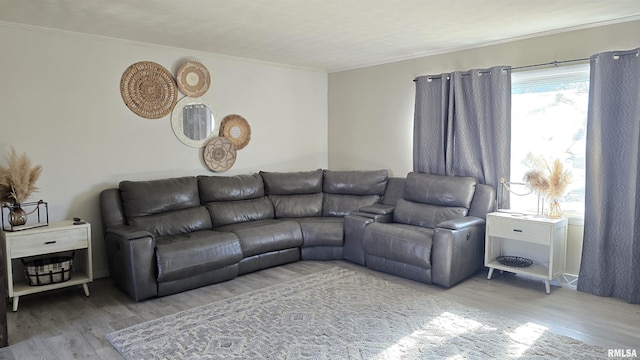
[{"xmin": 100, "ymin": 169, "xmax": 494, "ymax": 301}]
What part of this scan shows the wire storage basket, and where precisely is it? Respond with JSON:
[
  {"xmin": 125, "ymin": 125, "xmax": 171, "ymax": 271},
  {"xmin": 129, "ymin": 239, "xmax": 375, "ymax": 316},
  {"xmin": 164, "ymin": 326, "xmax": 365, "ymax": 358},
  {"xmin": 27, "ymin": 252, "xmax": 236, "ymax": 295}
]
[{"xmin": 22, "ymin": 252, "xmax": 74, "ymax": 286}]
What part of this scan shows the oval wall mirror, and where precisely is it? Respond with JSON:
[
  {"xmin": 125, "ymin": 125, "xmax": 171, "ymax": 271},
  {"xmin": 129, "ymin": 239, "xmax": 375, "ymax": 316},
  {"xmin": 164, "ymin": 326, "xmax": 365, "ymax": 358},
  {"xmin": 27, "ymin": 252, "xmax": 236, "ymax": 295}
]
[{"xmin": 171, "ymin": 96, "xmax": 216, "ymax": 147}]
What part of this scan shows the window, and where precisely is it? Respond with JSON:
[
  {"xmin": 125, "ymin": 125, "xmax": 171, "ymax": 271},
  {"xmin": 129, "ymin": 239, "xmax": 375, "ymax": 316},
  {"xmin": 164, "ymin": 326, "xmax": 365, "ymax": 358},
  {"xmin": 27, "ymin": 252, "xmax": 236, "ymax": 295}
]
[{"xmin": 509, "ymin": 64, "xmax": 589, "ymax": 219}]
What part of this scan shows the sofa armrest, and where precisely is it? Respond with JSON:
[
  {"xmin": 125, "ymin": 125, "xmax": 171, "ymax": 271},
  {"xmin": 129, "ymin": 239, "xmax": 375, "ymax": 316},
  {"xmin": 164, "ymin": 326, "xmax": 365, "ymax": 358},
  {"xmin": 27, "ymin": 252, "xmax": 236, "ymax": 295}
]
[
  {"xmin": 431, "ymin": 217, "xmax": 486, "ymax": 288},
  {"xmin": 359, "ymin": 204, "xmax": 395, "ymax": 215},
  {"xmin": 343, "ymin": 214, "xmax": 374, "ymax": 265},
  {"xmin": 106, "ymin": 224, "xmax": 154, "ymax": 241},
  {"xmin": 436, "ymin": 216, "xmax": 485, "ymax": 230},
  {"xmin": 104, "ymin": 225, "xmax": 158, "ymax": 301},
  {"xmin": 352, "ymin": 204, "xmax": 395, "ymax": 223}
]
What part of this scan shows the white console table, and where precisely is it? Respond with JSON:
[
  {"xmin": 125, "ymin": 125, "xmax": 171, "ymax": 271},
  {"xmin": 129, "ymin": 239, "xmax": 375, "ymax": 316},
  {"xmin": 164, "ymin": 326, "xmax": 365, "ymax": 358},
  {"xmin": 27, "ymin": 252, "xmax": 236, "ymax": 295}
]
[
  {"xmin": 485, "ymin": 212, "xmax": 568, "ymax": 294},
  {"xmin": 1, "ymin": 220, "xmax": 92, "ymax": 311}
]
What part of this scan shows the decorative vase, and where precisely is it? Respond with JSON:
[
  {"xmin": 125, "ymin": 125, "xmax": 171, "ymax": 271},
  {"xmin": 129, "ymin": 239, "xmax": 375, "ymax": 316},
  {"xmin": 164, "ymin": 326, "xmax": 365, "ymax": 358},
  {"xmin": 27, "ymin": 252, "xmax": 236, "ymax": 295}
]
[
  {"xmin": 548, "ymin": 199, "xmax": 562, "ymax": 218},
  {"xmin": 8, "ymin": 204, "xmax": 27, "ymax": 226}
]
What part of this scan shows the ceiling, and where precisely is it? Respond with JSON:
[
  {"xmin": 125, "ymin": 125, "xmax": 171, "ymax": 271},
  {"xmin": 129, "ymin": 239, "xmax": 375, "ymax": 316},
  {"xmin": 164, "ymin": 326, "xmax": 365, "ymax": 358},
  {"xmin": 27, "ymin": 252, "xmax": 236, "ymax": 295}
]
[{"xmin": 1, "ymin": 0, "xmax": 640, "ymax": 72}]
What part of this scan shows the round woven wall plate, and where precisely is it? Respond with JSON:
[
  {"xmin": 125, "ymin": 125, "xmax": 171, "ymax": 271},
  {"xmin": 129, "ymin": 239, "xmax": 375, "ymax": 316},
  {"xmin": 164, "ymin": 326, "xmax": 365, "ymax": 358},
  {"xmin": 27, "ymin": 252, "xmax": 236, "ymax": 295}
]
[
  {"xmin": 121, "ymin": 61, "xmax": 178, "ymax": 119},
  {"xmin": 176, "ymin": 61, "xmax": 211, "ymax": 97},
  {"xmin": 219, "ymin": 114, "xmax": 251, "ymax": 150},
  {"xmin": 203, "ymin": 136, "xmax": 237, "ymax": 172}
]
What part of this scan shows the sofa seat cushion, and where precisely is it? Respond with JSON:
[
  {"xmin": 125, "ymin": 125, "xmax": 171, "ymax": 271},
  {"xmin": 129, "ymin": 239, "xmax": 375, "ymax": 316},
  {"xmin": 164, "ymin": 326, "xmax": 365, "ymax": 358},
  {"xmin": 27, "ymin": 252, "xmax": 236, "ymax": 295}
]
[
  {"xmin": 296, "ymin": 217, "xmax": 344, "ymax": 247},
  {"xmin": 216, "ymin": 219, "xmax": 303, "ymax": 258},
  {"xmin": 239, "ymin": 248, "xmax": 301, "ymax": 275},
  {"xmin": 155, "ymin": 230, "xmax": 242, "ymax": 282},
  {"xmin": 363, "ymin": 222, "xmax": 434, "ymax": 269}
]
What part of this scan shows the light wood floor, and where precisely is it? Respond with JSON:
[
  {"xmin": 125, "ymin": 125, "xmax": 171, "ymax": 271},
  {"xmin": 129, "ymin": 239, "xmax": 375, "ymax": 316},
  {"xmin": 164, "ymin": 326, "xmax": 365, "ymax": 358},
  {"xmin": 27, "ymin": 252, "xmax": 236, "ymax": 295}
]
[{"xmin": 0, "ymin": 260, "xmax": 637, "ymax": 359}]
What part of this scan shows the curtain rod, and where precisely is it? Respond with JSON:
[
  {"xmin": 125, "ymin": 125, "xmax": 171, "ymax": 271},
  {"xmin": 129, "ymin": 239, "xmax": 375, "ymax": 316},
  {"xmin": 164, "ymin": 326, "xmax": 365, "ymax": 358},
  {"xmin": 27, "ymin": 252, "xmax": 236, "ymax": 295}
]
[
  {"xmin": 413, "ymin": 67, "xmax": 505, "ymax": 82},
  {"xmin": 413, "ymin": 58, "xmax": 591, "ymax": 82},
  {"xmin": 511, "ymin": 57, "xmax": 590, "ymax": 71},
  {"xmin": 414, "ymin": 51, "xmax": 638, "ymax": 81},
  {"xmin": 413, "ymin": 58, "xmax": 589, "ymax": 81}
]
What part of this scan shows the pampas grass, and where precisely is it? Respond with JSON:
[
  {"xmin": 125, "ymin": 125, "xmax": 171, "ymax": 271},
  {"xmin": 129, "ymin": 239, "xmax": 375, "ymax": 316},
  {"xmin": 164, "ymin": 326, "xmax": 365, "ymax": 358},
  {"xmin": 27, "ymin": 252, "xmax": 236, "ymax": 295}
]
[
  {"xmin": 0, "ymin": 147, "xmax": 43, "ymax": 205},
  {"xmin": 523, "ymin": 153, "xmax": 571, "ymax": 200},
  {"xmin": 547, "ymin": 159, "xmax": 571, "ymax": 199},
  {"xmin": 523, "ymin": 169, "xmax": 550, "ymax": 196}
]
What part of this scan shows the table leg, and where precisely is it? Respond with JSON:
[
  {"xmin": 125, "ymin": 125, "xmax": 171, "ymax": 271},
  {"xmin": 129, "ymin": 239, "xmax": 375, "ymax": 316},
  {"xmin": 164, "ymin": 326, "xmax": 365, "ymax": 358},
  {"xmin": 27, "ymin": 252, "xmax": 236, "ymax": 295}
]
[
  {"xmin": 82, "ymin": 283, "xmax": 90, "ymax": 297},
  {"xmin": 487, "ymin": 267, "xmax": 494, "ymax": 280},
  {"xmin": 12, "ymin": 297, "xmax": 19, "ymax": 312},
  {"xmin": 545, "ymin": 280, "xmax": 550, "ymax": 294}
]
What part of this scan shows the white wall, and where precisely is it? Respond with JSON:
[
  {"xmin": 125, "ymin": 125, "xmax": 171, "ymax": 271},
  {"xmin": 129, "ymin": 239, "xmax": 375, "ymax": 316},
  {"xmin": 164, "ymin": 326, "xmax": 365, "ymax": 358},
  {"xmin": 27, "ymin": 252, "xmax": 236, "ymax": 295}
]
[
  {"xmin": 0, "ymin": 23, "xmax": 328, "ymax": 278},
  {"xmin": 328, "ymin": 20, "xmax": 640, "ymax": 275}
]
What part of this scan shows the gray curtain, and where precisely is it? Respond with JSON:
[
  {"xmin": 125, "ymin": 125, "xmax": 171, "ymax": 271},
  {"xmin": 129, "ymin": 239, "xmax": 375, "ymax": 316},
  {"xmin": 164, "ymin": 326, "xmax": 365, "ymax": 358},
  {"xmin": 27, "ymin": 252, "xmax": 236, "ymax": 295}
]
[
  {"xmin": 413, "ymin": 74, "xmax": 451, "ymax": 175},
  {"xmin": 578, "ymin": 48, "xmax": 640, "ymax": 304},
  {"xmin": 413, "ymin": 66, "xmax": 511, "ymax": 192}
]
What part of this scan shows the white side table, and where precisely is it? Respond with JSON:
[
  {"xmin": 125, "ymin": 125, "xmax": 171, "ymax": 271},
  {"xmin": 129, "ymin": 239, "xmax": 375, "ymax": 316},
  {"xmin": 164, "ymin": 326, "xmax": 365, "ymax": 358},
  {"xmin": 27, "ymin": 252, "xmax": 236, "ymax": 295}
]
[
  {"xmin": 1, "ymin": 220, "xmax": 93, "ymax": 311},
  {"xmin": 485, "ymin": 212, "xmax": 568, "ymax": 294}
]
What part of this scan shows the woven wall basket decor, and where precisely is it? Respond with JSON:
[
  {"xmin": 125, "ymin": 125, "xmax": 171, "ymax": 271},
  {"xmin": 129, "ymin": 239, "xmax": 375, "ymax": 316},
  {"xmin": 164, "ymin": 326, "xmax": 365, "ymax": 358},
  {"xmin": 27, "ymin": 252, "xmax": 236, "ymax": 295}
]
[
  {"xmin": 219, "ymin": 114, "xmax": 251, "ymax": 150},
  {"xmin": 176, "ymin": 61, "xmax": 211, "ymax": 97},
  {"xmin": 203, "ymin": 136, "xmax": 237, "ymax": 172},
  {"xmin": 120, "ymin": 61, "xmax": 178, "ymax": 119}
]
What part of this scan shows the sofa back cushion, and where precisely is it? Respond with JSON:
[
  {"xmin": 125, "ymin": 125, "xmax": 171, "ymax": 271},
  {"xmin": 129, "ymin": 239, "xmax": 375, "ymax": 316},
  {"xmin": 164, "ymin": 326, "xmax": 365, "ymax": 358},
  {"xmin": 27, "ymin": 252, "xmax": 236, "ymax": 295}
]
[
  {"xmin": 129, "ymin": 207, "xmax": 212, "ymax": 238},
  {"xmin": 198, "ymin": 174, "xmax": 264, "ymax": 202},
  {"xmin": 322, "ymin": 170, "xmax": 388, "ymax": 216},
  {"xmin": 322, "ymin": 170, "xmax": 388, "ymax": 195},
  {"xmin": 260, "ymin": 170, "xmax": 324, "ymax": 218},
  {"xmin": 206, "ymin": 197, "xmax": 275, "ymax": 227},
  {"xmin": 393, "ymin": 173, "xmax": 476, "ymax": 228},
  {"xmin": 120, "ymin": 176, "xmax": 199, "ymax": 219},
  {"xmin": 199, "ymin": 174, "xmax": 274, "ymax": 226},
  {"xmin": 468, "ymin": 184, "xmax": 496, "ymax": 219},
  {"xmin": 269, "ymin": 193, "xmax": 323, "ymax": 218},
  {"xmin": 118, "ymin": 176, "xmax": 211, "ymax": 235},
  {"xmin": 404, "ymin": 172, "xmax": 476, "ymax": 208},
  {"xmin": 381, "ymin": 177, "xmax": 406, "ymax": 206},
  {"xmin": 260, "ymin": 169, "xmax": 323, "ymax": 195},
  {"xmin": 393, "ymin": 199, "xmax": 468, "ymax": 228}
]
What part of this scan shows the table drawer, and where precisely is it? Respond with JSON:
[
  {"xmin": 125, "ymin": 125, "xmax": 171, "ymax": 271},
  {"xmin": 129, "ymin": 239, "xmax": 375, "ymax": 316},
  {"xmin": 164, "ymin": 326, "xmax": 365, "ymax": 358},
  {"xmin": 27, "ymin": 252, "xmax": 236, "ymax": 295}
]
[
  {"xmin": 9, "ymin": 228, "xmax": 88, "ymax": 258},
  {"xmin": 488, "ymin": 217, "xmax": 551, "ymax": 245}
]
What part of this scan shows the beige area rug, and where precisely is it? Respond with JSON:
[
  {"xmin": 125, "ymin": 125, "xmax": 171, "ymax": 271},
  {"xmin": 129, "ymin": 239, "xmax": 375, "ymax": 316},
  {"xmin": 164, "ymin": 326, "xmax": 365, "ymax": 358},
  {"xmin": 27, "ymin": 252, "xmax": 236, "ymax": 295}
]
[{"xmin": 107, "ymin": 267, "xmax": 605, "ymax": 359}]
